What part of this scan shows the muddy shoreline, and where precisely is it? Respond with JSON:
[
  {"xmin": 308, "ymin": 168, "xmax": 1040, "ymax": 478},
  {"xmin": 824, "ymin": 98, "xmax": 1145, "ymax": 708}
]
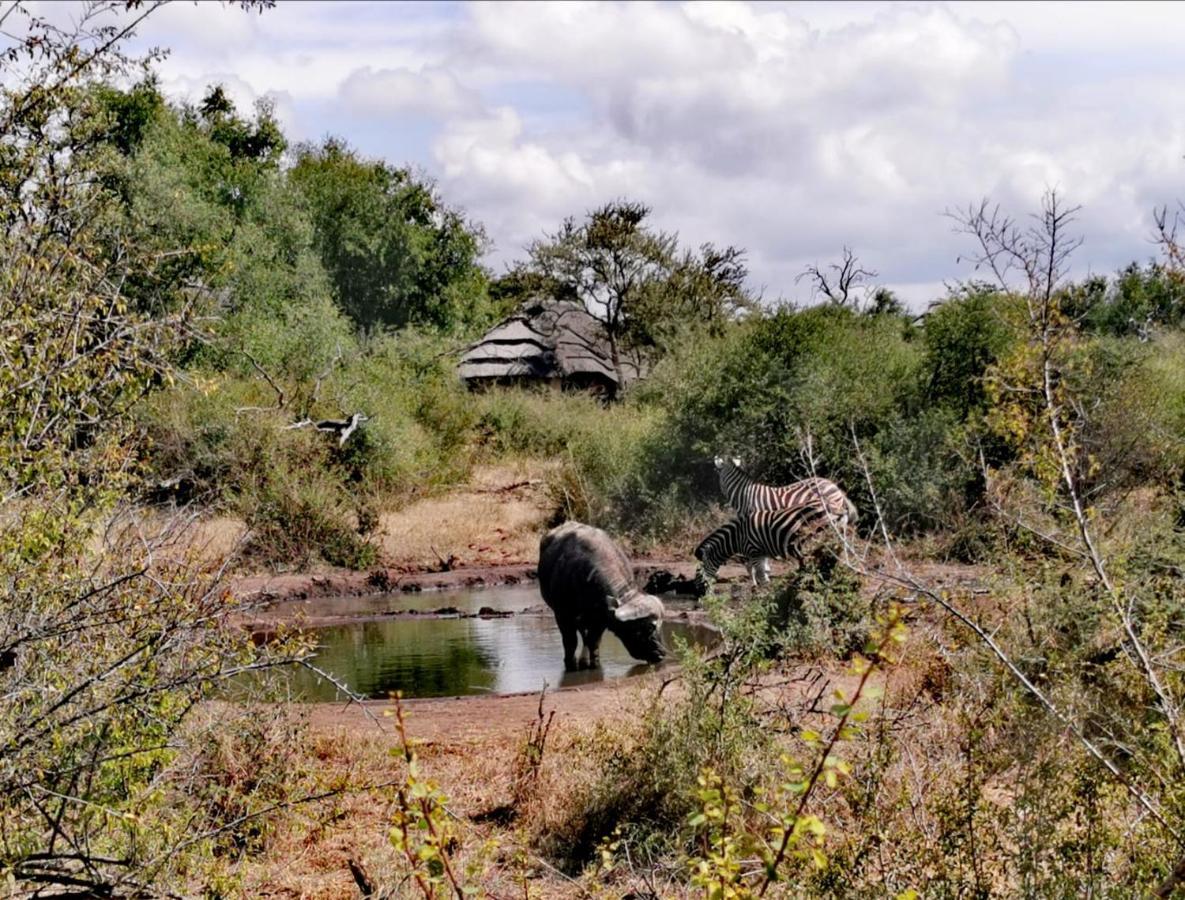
[
  {"xmin": 233, "ymin": 561, "xmax": 544, "ymax": 606},
  {"xmin": 232, "ymin": 559, "xmax": 714, "ymax": 607},
  {"xmin": 233, "ymin": 559, "xmax": 722, "ymax": 641}
]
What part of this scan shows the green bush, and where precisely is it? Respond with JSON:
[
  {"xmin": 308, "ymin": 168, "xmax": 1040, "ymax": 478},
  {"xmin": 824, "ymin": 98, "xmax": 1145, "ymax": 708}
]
[
  {"xmin": 140, "ymin": 377, "xmax": 382, "ymax": 569},
  {"xmin": 222, "ymin": 410, "xmax": 379, "ymax": 570},
  {"xmin": 1065, "ymin": 262, "xmax": 1185, "ymax": 337},
  {"xmin": 140, "ymin": 329, "xmax": 491, "ymax": 568},
  {"xmin": 862, "ymin": 406, "xmax": 978, "ymax": 533},
  {"xmin": 920, "ymin": 285, "xmax": 1021, "ymax": 417},
  {"xmin": 607, "ymin": 305, "xmax": 930, "ymax": 536},
  {"xmin": 1092, "ymin": 331, "xmax": 1185, "ymax": 491},
  {"xmin": 470, "ymin": 389, "xmax": 601, "ymax": 459},
  {"xmin": 541, "ymin": 599, "xmax": 776, "ymax": 873},
  {"xmin": 331, "ymin": 330, "xmax": 478, "ymax": 497},
  {"xmin": 769, "ymin": 552, "xmax": 868, "ymax": 657}
]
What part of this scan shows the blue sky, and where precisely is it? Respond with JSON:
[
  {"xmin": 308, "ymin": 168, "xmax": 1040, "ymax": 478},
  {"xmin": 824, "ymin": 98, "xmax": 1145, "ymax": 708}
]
[{"xmin": 90, "ymin": 0, "xmax": 1185, "ymax": 308}]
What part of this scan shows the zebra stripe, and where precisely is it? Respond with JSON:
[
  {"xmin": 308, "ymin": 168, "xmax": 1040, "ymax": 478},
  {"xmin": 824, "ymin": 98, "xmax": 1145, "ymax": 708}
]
[
  {"xmin": 715, "ymin": 456, "xmax": 856, "ymax": 524},
  {"xmin": 694, "ymin": 506, "xmax": 834, "ymax": 585}
]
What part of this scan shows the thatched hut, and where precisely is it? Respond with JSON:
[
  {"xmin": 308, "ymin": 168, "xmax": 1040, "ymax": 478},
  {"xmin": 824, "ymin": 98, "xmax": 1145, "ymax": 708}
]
[{"xmin": 459, "ymin": 299, "xmax": 643, "ymax": 398}]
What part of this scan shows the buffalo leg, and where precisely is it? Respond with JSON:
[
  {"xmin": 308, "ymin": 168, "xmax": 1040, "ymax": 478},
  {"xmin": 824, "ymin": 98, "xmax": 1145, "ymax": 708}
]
[
  {"xmin": 558, "ymin": 617, "xmax": 580, "ymax": 671},
  {"xmin": 582, "ymin": 625, "xmax": 606, "ymax": 668}
]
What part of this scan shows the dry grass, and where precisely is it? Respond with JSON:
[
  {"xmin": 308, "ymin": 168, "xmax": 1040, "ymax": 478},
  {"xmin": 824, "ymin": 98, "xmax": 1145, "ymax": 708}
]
[
  {"xmin": 222, "ymin": 673, "xmax": 698, "ymax": 896},
  {"xmin": 376, "ymin": 461, "xmax": 559, "ymax": 567}
]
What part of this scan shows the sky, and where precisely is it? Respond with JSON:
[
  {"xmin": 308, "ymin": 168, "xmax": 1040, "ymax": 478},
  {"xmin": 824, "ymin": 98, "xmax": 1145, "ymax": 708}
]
[{"xmin": 74, "ymin": 1, "xmax": 1185, "ymax": 308}]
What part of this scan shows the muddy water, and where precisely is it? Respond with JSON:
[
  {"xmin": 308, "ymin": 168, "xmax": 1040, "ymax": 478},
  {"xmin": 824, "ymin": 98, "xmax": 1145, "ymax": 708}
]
[{"xmin": 273, "ymin": 586, "xmax": 715, "ymax": 700}]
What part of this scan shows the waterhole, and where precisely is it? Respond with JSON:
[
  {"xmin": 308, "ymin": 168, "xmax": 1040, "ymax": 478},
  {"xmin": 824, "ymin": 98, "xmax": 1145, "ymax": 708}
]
[{"xmin": 265, "ymin": 585, "xmax": 715, "ymax": 700}]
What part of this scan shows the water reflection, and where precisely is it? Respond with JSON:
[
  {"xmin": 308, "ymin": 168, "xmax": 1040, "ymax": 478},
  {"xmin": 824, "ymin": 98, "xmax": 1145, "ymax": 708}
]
[
  {"xmin": 286, "ymin": 614, "xmax": 714, "ymax": 700},
  {"xmin": 264, "ymin": 584, "xmax": 545, "ymax": 623}
]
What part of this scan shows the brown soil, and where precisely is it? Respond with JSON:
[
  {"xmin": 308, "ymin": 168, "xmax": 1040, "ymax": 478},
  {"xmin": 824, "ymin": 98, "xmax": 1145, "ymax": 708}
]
[
  {"xmin": 376, "ymin": 461, "xmax": 558, "ymax": 567},
  {"xmin": 307, "ymin": 671, "xmax": 662, "ymax": 745}
]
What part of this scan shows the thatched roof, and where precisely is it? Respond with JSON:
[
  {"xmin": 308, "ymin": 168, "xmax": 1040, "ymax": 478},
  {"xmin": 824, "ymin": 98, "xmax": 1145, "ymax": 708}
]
[{"xmin": 459, "ymin": 299, "xmax": 643, "ymax": 386}]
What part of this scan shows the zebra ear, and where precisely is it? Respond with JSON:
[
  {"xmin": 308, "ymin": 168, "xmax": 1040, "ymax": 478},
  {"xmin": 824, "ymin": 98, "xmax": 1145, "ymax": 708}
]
[
  {"xmin": 713, "ymin": 455, "xmax": 725, "ymax": 468},
  {"xmin": 731, "ymin": 456, "xmax": 743, "ymax": 468}
]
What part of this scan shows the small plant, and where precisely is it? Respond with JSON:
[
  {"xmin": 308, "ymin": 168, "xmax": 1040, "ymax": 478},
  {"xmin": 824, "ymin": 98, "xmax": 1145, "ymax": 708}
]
[
  {"xmin": 512, "ymin": 690, "xmax": 556, "ymax": 812},
  {"xmin": 387, "ymin": 694, "xmax": 470, "ymax": 898},
  {"xmin": 683, "ymin": 604, "xmax": 909, "ymax": 895}
]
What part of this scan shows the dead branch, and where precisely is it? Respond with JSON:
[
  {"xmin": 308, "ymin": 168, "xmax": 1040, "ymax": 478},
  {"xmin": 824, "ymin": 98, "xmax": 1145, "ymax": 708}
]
[
  {"xmin": 234, "ymin": 349, "xmax": 286, "ymax": 415},
  {"xmin": 795, "ymin": 246, "xmax": 877, "ymax": 308},
  {"xmin": 1154, "ymin": 202, "xmax": 1185, "ymax": 273}
]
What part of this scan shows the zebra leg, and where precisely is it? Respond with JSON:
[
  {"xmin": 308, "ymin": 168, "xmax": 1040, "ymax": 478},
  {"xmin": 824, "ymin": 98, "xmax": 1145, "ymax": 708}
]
[{"xmin": 758, "ymin": 557, "xmax": 772, "ymax": 585}]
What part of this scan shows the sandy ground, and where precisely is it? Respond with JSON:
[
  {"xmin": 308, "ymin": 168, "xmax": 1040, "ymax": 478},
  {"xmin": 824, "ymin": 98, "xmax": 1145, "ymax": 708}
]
[
  {"xmin": 307, "ymin": 672, "xmax": 661, "ymax": 745},
  {"xmin": 377, "ymin": 461, "xmax": 558, "ymax": 568}
]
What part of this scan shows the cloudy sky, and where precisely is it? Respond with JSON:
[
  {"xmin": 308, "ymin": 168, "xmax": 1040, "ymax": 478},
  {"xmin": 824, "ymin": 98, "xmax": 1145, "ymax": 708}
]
[{"xmin": 108, "ymin": 1, "xmax": 1185, "ymax": 307}]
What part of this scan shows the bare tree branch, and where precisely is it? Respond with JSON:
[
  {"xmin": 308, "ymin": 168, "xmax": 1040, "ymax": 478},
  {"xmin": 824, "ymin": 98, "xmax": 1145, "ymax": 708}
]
[{"xmin": 796, "ymin": 246, "xmax": 878, "ymax": 308}]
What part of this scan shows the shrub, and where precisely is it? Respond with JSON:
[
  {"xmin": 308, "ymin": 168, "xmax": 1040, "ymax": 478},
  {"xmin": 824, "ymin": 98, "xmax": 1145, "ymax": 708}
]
[
  {"xmin": 332, "ymin": 330, "xmax": 479, "ymax": 497},
  {"xmin": 861, "ymin": 406, "xmax": 979, "ymax": 533},
  {"xmin": 471, "ymin": 389, "xmax": 602, "ymax": 459},
  {"xmin": 1091, "ymin": 332, "xmax": 1185, "ymax": 492},
  {"xmin": 139, "ymin": 329, "xmax": 490, "ymax": 568},
  {"xmin": 613, "ymin": 305, "xmax": 928, "ymax": 537},
  {"xmin": 166, "ymin": 705, "xmax": 311, "ymax": 860},
  {"xmin": 1065, "ymin": 261, "xmax": 1185, "ymax": 337},
  {"xmin": 770, "ymin": 552, "xmax": 868, "ymax": 658},
  {"xmin": 539, "ymin": 599, "xmax": 776, "ymax": 873},
  {"xmin": 920, "ymin": 285, "xmax": 1022, "ymax": 417}
]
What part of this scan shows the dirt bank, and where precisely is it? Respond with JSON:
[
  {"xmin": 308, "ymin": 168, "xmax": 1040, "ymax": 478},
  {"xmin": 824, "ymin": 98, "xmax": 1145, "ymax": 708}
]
[
  {"xmin": 306, "ymin": 672, "xmax": 664, "ymax": 744},
  {"xmin": 232, "ymin": 556, "xmax": 725, "ymax": 608}
]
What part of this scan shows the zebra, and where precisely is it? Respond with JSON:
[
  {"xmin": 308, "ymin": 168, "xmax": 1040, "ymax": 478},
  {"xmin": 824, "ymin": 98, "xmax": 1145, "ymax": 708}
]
[
  {"xmin": 694, "ymin": 506, "xmax": 839, "ymax": 589},
  {"xmin": 713, "ymin": 456, "xmax": 856, "ymax": 581}
]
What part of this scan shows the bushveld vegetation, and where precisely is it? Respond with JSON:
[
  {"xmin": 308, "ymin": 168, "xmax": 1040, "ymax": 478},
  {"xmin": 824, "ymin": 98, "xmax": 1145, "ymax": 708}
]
[{"xmin": 3, "ymin": 2, "xmax": 1185, "ymax": 896}]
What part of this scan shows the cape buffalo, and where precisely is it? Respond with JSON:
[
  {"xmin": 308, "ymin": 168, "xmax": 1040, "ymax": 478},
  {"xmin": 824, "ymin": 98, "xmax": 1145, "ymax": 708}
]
[{"xmin": 538, "ymin": 521, "xmax": 666, "ymax": 670}]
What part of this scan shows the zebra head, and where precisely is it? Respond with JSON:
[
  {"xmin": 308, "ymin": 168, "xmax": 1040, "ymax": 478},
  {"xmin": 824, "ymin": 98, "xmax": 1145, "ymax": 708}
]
[
  {"xmin": 715, "ymin": 455, "xmax": 752, "ymax": 510},
  {"xmin": 693, "ymin": 518, "xmax": 742, "ymax": 588}
]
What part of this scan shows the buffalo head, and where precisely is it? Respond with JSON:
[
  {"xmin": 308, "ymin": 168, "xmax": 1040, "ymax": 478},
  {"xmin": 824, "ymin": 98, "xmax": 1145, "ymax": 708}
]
[{"xmin": 611, "ymin": 593, "xmax": 666, "ymax": 663}]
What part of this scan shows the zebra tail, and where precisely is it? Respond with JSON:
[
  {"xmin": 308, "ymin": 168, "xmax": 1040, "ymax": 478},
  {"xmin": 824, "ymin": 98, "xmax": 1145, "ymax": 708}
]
[{"xmin": 845, "ymin": 496, "xmax": 858, "ymax": 523}]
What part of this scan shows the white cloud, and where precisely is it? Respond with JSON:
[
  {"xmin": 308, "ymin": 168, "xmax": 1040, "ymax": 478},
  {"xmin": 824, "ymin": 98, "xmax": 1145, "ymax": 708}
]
[
  {"xmin": 78, "ymin": 0, "xmax": 1185, "ymax": 307},
  {"xmin": 340, "ymin": 67, "xmax": 480, "ymax": 117}
]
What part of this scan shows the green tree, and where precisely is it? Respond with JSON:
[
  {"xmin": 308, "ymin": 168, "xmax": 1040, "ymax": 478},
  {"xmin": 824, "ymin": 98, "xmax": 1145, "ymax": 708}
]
[
  {"xmin": 526, "ymin": 199, "xmax": 752, "ymax": 384},
  {"xmin": 637, "ymin": 242, "xmax": 755, "ymax": 348},
  {"xmin": 98, "ymin": 82, "xmax": 353, "ymax": 378},
  {"xmin": 290, "ymin": 138, "xmax": 491, "ymax": 333},
  {"xmin": 1063, "ymin": 261, "xmax": 1185, "ymax": 337},
  {"xmin": 921, "ymin": 284, "xmax": 1020, "ymax": 417}
]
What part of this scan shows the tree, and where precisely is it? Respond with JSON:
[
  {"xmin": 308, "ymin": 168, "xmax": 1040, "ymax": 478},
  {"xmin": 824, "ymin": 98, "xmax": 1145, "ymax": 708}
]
[
  {"xmin": 527, "ymin": 200, "xmax": 676, "ymax": 386},
  {"xmin": 795, "ymin": 246, "xmax": 878, "ymax": 309},
  {"xmin": 290, "ymin": 139, "xmax": 492, "ymax": 334},
  {"xmin": 865, "ymin": 286, "xmax": 905, "ymax": 317},
  {"xmin": 95, "ymin": 80, "xmax": 354, "ymax": 378},
  {"xmin": 526, "ymin": 200, "xmax": 752, "ymax": 384},
  {"xmin": 640, "ymin": 242, "xmax": 756, "ymax": 345},
  {"xmin": 189, "ymin": 83, "xmax": 286, "ymax": 168}
]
